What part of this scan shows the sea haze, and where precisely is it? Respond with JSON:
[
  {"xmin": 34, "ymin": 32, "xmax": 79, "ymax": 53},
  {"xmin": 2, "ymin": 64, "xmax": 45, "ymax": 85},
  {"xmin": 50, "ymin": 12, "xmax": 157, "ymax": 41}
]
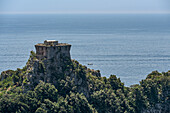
[{"xmin": 0, "ymin": 14, "xmax": 170, "ymax": 86}]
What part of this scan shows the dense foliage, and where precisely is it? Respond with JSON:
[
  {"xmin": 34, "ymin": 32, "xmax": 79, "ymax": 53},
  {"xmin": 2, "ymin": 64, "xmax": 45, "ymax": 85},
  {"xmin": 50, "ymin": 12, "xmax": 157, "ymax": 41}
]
[{"xmin": 0, "ymin": 52, "xmax": 169, "ymax": 113}]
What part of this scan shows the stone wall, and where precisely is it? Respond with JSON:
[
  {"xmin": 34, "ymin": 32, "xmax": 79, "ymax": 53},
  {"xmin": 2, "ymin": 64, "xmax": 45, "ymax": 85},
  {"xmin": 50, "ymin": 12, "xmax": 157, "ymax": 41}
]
[
  {"xmin": 46, "ymin": 45, "xmax": 71, "ymax": 60},
  {"xmin": 35, "ymin": 46, "xmax": 47, "ymax": 60},
  {"xmin": 35, "ymin": 41, "xmax": 71, "ymax": 60}
]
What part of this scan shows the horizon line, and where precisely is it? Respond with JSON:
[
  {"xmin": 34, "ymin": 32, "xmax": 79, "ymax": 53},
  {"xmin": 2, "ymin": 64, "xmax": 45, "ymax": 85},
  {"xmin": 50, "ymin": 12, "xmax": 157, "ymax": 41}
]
[{"xmin": 0, "ymin": 11, "xmax": 170, "ymax": 14}]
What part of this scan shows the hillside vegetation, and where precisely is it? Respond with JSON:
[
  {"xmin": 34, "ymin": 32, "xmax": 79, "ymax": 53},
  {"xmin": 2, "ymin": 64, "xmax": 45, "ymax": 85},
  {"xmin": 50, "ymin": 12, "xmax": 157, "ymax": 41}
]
[{"xmin": 0, "ymin": 51, "xmax": 169, "ymax": 113}]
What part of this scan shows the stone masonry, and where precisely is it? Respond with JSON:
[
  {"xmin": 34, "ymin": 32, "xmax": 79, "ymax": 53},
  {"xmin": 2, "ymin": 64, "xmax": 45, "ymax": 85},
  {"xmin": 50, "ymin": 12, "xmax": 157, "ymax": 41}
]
[{"xmin": 35, "ymin": 40, "xmax": 71, "ymax": 60}]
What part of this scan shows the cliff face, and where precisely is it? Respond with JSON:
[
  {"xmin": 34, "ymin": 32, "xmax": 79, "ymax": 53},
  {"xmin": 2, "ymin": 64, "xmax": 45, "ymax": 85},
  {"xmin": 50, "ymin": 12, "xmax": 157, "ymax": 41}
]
[{"xmin": 22, "ymin": 51, "xmax": 100, "ymax": 98}]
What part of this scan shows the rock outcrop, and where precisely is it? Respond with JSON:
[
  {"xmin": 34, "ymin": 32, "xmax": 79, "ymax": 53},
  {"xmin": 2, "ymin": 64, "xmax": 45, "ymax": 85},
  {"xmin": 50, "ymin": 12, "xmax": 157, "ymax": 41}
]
[{"xmin": 23, "ymin": 50, "xmax": 100, "ymax": 98}]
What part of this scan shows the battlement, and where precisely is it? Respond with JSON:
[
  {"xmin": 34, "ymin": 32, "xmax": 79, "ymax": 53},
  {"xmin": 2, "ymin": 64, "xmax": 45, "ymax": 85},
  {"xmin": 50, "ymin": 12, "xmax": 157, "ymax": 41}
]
[{"xmin": 35, "ymin": 40, "xmax": 71, "ymax": 60}]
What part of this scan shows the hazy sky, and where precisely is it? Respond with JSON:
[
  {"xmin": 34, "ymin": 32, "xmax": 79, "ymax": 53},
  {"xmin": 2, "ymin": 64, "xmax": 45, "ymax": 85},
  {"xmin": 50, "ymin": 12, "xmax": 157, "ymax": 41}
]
[{"xmin": 0, "ymin": 0, "xmax": 170, "ymax": 14}]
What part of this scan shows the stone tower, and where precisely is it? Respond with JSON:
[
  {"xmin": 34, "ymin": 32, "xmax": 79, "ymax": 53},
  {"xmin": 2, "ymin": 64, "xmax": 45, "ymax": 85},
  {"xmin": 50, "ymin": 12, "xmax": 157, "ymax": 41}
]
[{"xmin": 35, "ymin": 40, "xmax": 71, "ymax": 60}]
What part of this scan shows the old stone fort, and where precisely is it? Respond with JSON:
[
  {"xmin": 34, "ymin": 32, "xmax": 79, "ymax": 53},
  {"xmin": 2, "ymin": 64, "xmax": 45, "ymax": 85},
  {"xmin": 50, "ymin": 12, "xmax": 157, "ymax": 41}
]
[{"xmin": 35, "ymin": 40, "xmax": 71, "ymax": 60}]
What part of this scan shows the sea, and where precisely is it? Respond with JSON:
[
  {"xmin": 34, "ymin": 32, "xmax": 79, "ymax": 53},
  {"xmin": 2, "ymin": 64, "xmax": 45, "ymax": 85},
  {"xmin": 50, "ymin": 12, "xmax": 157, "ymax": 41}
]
[{"xmin": 0, "ymin": 14, "xmax": 170, "ymax": 86}]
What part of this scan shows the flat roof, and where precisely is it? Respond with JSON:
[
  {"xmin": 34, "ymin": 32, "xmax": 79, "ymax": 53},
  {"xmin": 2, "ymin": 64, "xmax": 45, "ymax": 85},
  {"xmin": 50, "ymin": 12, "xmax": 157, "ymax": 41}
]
[
  {"xmin": 45, "ymin": 40, "xmax": 58, "ymax": 42},
  {"xmin": 35, "ymin": 43, "xmax": 71, "ymax": 47}
]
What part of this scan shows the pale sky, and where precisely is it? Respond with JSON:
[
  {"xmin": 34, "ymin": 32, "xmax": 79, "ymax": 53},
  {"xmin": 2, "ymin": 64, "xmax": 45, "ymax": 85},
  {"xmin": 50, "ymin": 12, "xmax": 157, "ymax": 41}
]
[{"xmin": 0, "ymin": 0, "xmax": 170, "ymax": 14}]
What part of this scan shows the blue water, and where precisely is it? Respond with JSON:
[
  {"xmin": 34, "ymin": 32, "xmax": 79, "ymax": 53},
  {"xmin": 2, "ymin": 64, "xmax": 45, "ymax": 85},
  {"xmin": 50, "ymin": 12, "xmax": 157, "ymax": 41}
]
[{"xmin": 0, "ymin": 14, "xmax": 170, "ymax": 86}]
